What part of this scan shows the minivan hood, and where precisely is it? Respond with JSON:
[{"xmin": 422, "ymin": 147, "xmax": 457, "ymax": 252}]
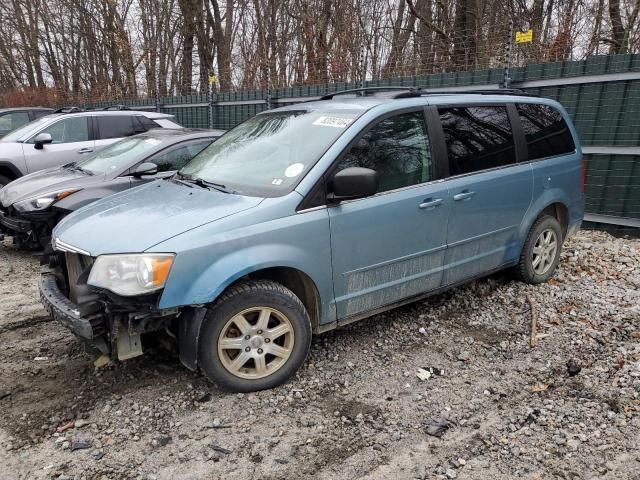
[
  {"xmin": 53, "ymin": 180, "xmax": 263, "ymax": 255},
  {"xmin": 0, "ymin": 167, "xmax": 102, "ymax": 207}
]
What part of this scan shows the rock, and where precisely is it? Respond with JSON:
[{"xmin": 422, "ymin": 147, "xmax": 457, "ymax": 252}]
[
  {"xmin": 71, "ymin": 439, "xmax": 91, "ymax": 451},
  {"xmin": 425, "ymin": 418, "xmax": 449, "ymax": 438},
  {"xmin": 416, "ymin": 368, "xmax": 431, "ymax": 381},
  {"xmin": 567, "ymin": 359, "xmax": 581, "ymax": 376},
  {"xmin": 445, "ymin": 468, "xmax": 458, "ymax": 479},
  {"xmin": 457, "ymin": 351, "xmax": 470, "ymax": 362}
]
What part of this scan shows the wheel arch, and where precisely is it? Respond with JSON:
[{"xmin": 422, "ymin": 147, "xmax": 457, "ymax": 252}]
[
  {"xmin": 520, "ymin": 189, "xmax": 571, "ymax": 242},
  {"xmin": 0, "ymin": 161, "xmax": 22, "ymax": 182}
]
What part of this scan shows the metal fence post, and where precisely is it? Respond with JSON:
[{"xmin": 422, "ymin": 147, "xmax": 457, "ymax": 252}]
[
  {"xmin": 358, "ymin": 43, "xmax": 366, "ymax": 89},
  {"xmin": 503, "ymin": 13, "xmax": 514, "ymax": 89},
  {"xmin": 208, "ymin": 77, "xmax": 214, "ymax": 129}
]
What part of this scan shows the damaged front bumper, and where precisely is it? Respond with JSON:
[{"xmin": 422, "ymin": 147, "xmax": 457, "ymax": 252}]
[
  {"xmin": 39, "ymin": 273, "xmax": 96, "ymax": 339},
  {"xmin": 39, "ymin": 250, "xmax": 183, "ymax": 360}
]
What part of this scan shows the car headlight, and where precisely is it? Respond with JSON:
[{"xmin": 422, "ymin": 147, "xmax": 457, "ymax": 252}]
[
  {"xmin": 13, "ymin": 189, "xmax": 79, "ymax": 213},
  {"xmin": 88, "ymin": 253, "xmax": 175, "ymax": 296}
]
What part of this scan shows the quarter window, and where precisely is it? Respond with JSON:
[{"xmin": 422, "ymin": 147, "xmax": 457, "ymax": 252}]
[
  {"xmin": 516, "ymin": 103, "xmax": 575, "ymax": 160},
  {"xmin": 33, "ymin": 117, "xmax": 89, "ymax": 143},
  {"xmin": 439, "ymin": 106, "xmax": 516, "ymax": 176},
  {"xmin": 337, "ymin": 111, "xmax": 432, "ymax": 193}
]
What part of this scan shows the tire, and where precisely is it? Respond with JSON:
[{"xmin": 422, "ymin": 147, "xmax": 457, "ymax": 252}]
[
  {"xmin": 0, "ymin": 175, "xmax": 11, "ymax": 188},
  {"xmin": 516, "ymin": 215, "xmax": 563, "ymax": 284},
  {"xmin": 198, "ymin": 279, "xmax": 312, "ymax": 392}
]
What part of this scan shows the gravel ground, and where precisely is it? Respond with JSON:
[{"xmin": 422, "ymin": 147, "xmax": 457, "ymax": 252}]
[{"xmin": 0, "ymin": 230, "xmax": 639, "ymax": 480}]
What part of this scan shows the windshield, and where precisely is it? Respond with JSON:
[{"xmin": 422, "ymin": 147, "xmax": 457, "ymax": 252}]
[
  {"xmin": 75, "ymin": 136, "xmax": 161, "ymax": 175},
  {"xmin": 1, "ymin": 115, "xmax": 54, "ymax": 142},
  {"xmin": 179, "ymin": 110, "xmax": 359, "ymax": 196}
]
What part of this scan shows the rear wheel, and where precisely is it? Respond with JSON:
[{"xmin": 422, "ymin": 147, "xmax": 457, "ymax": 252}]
[
  {"xmin": 516, "ymin": 215, "xmax": 563, "ymax": 284},
  {"xmin": 198, "ymin": 280, "xmax": 312, "ymax": 392}
]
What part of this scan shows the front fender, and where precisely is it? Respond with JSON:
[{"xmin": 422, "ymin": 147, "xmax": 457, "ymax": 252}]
[{"xmin": 156, "ymin": 207, "xmax": 335, "ymax": 324}]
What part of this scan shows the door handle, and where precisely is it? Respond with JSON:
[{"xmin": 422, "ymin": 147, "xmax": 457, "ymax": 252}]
[
  {"xmin": 419, "ymin": 198, "xmax": 443, "ymax": 210},
  {"xmin": 77, "ymin": 148, "xmax": 93, "ymax": 154},
  {"xmin": 453, "ymin": 191, "xmax": 475, "ymax": 201}
]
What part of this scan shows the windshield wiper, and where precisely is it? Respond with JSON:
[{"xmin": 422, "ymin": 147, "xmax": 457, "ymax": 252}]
[
  {"xmin": 175, "ymin": 173, "xmax": 234, "ymax": 193},
  {"xmin": 169, "ymin": 172, "xmax": 194, "ymax": 188},
  {"xmin": 65, "ymin": 163, "xmax": 92, "ymax": 175},
  {"xmin": 192, "ymin": 177, "xmax": 233, "ymax": 193}
]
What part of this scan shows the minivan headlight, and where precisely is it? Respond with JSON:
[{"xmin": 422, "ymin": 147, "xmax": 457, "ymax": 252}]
[
  {"xmin": 13, "ymin": 189, "xmax": 79, "ymax": 212},
  {"xmin": 88, "ymin": 253, "xmax": 175, "ymax": 296}
]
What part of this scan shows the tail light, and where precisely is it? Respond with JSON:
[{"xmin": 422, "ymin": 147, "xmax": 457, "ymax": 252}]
[{"xmin": 581, "ymin": 157, "xmax": 585, "ymax": 193}]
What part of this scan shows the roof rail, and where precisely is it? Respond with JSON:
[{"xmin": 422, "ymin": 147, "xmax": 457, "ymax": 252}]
[
  {"xmin": 53, "ymin": 106, "xmax": 84, "ymax": 113},
  {"xmin": 103, "ymin": 104, "xmax": 131, "ymax": 111},
  {"xmin": 319, "ymin": 87, "xmax": 418, "ymax": 100},
  {"xmin": 394, "ymin": 88, "xmax": 529, "ymax": 98},
  {"xmin": 319, "ymin": 87, "xmax": 530, "ymax": 101}
]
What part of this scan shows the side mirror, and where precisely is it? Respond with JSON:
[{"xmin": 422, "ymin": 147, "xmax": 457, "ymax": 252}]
[
  {"xmin": 33, "ymin": 133, "xmax": 53, "ymax": 150},
  {"xmin": 133, "ymin": 162, "xmax": 158, "ymax": 177},
  {"xmin": 328, "ymin": 167, "xmax": 378, "ymax": 203}
]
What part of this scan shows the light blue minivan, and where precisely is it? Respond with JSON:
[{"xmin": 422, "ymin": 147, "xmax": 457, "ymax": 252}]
[{"xmin": 40, "ymin": 88, "xmax": 584, "ymax": 391}]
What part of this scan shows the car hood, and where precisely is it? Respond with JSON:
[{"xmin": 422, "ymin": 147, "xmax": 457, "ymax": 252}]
[
  {"xmin": 0, "ymin": 167, "xmax": 103, "ymax": 207},
  {"xmin": 52, "ymin": 180, "xmax": 264, "ymax": 255}
]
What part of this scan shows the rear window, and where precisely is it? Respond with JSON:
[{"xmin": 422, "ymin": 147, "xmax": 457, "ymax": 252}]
[
  {"xmin": 516, "ymin": 103, "xmax": 575, "ymax": 160},
  {"xmin": 439, "ymin": 106, "xmax": 516, "ymax": 176}
]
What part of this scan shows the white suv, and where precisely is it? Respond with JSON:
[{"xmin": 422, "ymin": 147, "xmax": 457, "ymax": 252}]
[{"xmin": 0, "ymin": 109, "xmax": 182, "ymax": 187}]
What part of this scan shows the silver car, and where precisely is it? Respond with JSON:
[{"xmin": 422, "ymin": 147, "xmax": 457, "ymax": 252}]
[{"xmin": 0, "ymin": 109, "xmax": 181, "ymax": 187}]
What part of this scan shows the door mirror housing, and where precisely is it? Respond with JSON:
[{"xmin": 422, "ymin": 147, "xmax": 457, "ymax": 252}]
[
  {"xmin": 133, "ymin": 162, "xmax": 158, "ymax": 177},
  {"xmin": 33, "ymin": 133, "xmax": 53, "ymax": 150},
  {"xmin": 329, "ymin": 167, "xmax": 378, "ymax": 203}
]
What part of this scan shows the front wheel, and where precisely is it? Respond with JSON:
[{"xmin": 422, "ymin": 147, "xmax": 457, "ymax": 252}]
[
  {"xmin": 198, "ymin": 280, "xmax": 312, "ymax": 392},
  {"xmin": 516, "ymin": 215, "xmax": 563, "ymax": 284}
]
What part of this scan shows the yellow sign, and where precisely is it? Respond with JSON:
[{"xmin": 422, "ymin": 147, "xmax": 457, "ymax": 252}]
[
  {"xmin": 515, "ymin": 29, "xmax": 533, "ymax": 44},
  {"xmin": 208, "ymin": 74, "xmax": 217, "ymax": 84}
]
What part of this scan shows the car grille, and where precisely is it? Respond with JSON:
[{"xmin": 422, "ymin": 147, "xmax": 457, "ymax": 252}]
[{"xmin": 64, "ymin": 252, "xmax": 94, "ymax": 303}]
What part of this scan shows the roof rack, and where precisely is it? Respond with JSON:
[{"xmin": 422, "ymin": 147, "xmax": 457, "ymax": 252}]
[
  {"xmin": 53, "ymin": 106, "xmax": 84, "ymax": 113},
  {"xmin": 103, "ymin": 104, "xmax": 131, "ymax": 111},
  {"xmin": 319, "ymin": 87, "xmax": 418, "ymax": 100},
  {"xmin": 319, "ymin": 87, "xmax": 529, "ymax": 101},
  {"xmin": 394, "ymin": 88, "xmax": 529, "ymax": 98}
]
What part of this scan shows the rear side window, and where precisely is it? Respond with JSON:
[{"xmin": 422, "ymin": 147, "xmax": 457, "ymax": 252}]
[
  {"xmin": 337, "ymin": 111, "xmax": 432, "ymax": 193},
  {"xmin": 0, "ymin": 112, "xmax": 30, "ymax": 135},
  {"xmin": 439, "ymin": 106, "xmax": 516, "ymax": 176},
  {"xmin": 516, "ymin": 103, "xmax": 575, "ymax": 160},
  {"xmin": 97, "ymin": 116, "xmax": 140, "ymax": 139},
  {"xmin": 33, "ymin": 110, "xmax": 51, "ymax": 119}
]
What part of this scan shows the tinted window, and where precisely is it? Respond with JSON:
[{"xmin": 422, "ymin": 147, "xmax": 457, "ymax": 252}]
[
  {"xmin": 0, "ymin": 112, "xmax": 30, "ymax": 135},
  {"xmin": 337, "ymin": 111, "xmax": 432, "ymax": 192},
  {"xmin": 32, "ymin": 110, "xmax": 51, "ymax": 119},
  {"xmin": 33, "ymin": 116, "xmax": 89, "ymax": 143},
  {"xmin": 137, "ymin": 116, "xmax": 160, "ymax": 130},
  {"xmin": 439, "ymin": 106, "xmax": 515, "ymax": 176},
  {"xmin": 151, "ymin": 140, "xmax": 213, "ymax": 172},
  {"xmin": 97, "ymin": 116, "xmax": 139, "ymax": 139},
  {"xmin": 517, "ymin": 103, "xmax": 575, "ymax": 160}
]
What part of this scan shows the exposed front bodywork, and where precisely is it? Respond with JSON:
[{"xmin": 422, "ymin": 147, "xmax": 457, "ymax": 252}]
[{"xmin": 40, "ymin": 249, "xmax": 182, "ymax": 360}]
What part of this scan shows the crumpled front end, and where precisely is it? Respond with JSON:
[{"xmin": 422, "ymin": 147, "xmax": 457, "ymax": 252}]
[{"xmin": 40, "ymin": 245, "xmax": 182, "ymax": 360}]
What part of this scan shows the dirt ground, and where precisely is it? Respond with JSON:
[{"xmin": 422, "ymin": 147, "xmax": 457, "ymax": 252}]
[{"xmin": 0, "ymin": 230, "xmax": 639, "ymax": 480}]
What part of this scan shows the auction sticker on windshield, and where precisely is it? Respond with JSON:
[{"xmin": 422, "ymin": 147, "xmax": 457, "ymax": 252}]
[{"xmin": 312, "ymin": 116, "xmax": 353, "ymax": 128}]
